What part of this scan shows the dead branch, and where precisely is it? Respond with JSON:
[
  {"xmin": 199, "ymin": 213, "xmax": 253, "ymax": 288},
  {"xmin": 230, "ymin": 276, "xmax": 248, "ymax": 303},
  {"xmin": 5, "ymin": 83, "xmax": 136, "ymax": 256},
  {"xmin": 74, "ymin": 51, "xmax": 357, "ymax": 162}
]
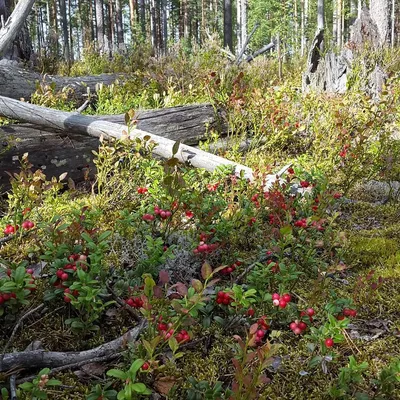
[{"xmin": 0, "ymin": 319, "xmax": 146, "ymax": 372}]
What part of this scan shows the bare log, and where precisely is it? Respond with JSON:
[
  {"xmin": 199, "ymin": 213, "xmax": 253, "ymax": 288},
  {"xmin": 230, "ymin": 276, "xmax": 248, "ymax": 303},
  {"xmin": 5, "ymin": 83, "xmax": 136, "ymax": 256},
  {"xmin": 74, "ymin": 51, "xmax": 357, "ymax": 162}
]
[
  {"xmin": 0, "ymin": 104, "xmax": 223, "ymax": 188},
  {"xmin": 0, "ymin": 65, "xmax": 125, "ymax": 102},
  {"xmin": 0, "ymin": 0, "xmax": 35, "ymax": 56},
  {"xmin": 0, "ymin": 96, "xmax": 254, "ymax": 180},
  {"xmin": 0, "ymin": 320, "xmax": 146, "ymax": 372},
  {"xmin": 245, "ymin": 42, "xmax": 275, "ymax": 63}
]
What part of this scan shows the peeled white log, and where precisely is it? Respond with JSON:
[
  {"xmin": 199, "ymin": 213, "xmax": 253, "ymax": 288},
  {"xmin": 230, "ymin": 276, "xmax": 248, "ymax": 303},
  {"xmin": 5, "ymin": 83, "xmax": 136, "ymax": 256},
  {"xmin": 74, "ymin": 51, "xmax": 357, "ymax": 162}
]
[{"xmin": 0, "ymin": 95, "xmax": 254, "ymax": 180}]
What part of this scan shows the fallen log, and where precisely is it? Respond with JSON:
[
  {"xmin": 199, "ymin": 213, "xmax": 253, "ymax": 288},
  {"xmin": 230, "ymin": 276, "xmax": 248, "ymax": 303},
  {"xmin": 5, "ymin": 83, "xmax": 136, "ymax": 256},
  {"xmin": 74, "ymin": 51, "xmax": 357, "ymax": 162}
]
[
  {"xmin": 0, "ymin": 64, "xmax": 125, "ymax": 102},
  {"xmin": 0, "ymin": 320, "xmax": 146, "ymax": 372},
  {"xmin": 0, "ymin": 96, "xmax": 254, "ymax": 182},
  {"xmin": 0, "ymin": 103, "xmax": 221, "ymax": 188}
]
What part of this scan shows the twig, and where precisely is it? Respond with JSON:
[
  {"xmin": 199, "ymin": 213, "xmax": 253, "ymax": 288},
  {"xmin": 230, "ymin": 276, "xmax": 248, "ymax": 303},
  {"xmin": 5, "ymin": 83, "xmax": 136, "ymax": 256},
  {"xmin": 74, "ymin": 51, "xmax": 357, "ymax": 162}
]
[
  {"xmin": 15, "ymin": 353, "xmax": 121, "ymax": 385},
  {"xmin": 236, "ymin": 22, "xmax": 260, "ymax": 65},
  {"xmin": 106, "ymin": 283, "xmax": 140, "ymax": 321},
  {"xmin": 9, "ymin": 374, "xmax": 17, "ymax": 400},
  {"xmin": 2, "ymin": 304, "xmax": 45, "ymax": 359},
  {"xmin": 342, "ymin": 328, "xmax": 361, "ymax": 355},
  {"xmin": 235, "ymin": 262, "xmax": 259, "ymax": 284},
  {"xmin": 245, "ymin": 41, "xmax": 276, "ymax": 63},
  {"xmin": 75, "ymin": 99, "xmax": 91, "ymax": 113}
]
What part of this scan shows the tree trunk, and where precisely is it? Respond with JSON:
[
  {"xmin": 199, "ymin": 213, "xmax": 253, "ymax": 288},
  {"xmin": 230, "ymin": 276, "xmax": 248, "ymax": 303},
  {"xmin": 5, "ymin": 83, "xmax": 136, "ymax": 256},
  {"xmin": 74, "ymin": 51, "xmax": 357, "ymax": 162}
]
[
  {"xmin": 370, "ymin": 0, "xmax": 389, "ymax": 44},
  {"xmin": 317, "ymin": 0, "xmax": 324, "ymax": 31},
  {"xmin": 95, "ymin": 0, "xmax": 104, "ymax": 51},
  {"xmin": 59, "ymin": 0, "xmax": 70, "ymax": 62},
  {"xmin": 129, "ymin": 0, "xmax": 135, "ymax": 41},
  {"xmin": 0, "ymin": 104, "xmax": 225, "ymax": 188},
  {"xmin": 0, "ymin": 65, "xmax": 126, "ymax": 102},
  {"xmin": 48, "ymin": 0, "xmax": 58, "ymax": 58},
  {"xmin": 115, "ymin": 0, "xmax": 124, "ymax": 50},
  {"xmin": 236, "ymin": 0, "xmax": 242, "ymax": 52},
  {"xmin": 241, "ymin": 0, "xmax": 247, "ymax": 52},
  {"xmin": 138, "ymin": 0, "xmax": 145, "ymax": 38},
  {"xmin": 0, "ymin": 0, "xmax": 35, "ymax": 57},
  {"xmin": 223, "ymin": 0, "xmax": 232, "ymax": 51},
  {"xmin": 0, "ymin": 97, "xmax": 253, "ymax": 181}
]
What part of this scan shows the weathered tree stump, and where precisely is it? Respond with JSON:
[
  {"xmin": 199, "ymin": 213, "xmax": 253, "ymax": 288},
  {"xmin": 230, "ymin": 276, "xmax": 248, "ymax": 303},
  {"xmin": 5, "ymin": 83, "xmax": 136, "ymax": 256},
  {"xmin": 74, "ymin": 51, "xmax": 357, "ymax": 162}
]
[{"xmin": 303, "ymin": 9, "xmax": 387, "ymax": 99}]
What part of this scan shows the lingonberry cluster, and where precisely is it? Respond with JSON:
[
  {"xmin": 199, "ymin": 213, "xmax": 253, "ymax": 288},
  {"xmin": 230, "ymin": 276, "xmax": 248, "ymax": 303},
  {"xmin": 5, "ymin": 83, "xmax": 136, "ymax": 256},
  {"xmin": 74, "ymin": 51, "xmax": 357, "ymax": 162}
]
[
  {"xmin": 125, "ymin": 297, "xmax": 144, "ymax": 308},
  {"xmin": 337, "ymin": 307, "xmax": 357, "ymax": 320},
  {"xmin": 193, "ymin": 233, "xmax": 218, "ymax": 254},
  {"xmin": 272, "ymin": 293, "xmax": 291, "ymax": 308},
  {"xmin": 216, "ymin": 291, "xmax": 233, "ymax": 305},
  {"xmin": 220, "ymin": 261, "xmax": 241, "ymax": 275},
  {"xmin": 53, "ymin": 254, "xmax": 87, "ymax": 289},
  {"xmin": 294, "ymin": 218, "xmax": 307, "ymax": 228},
  {"xmin": 0, "ymin": 291, "xmax": 16, "ymax": 304},
  {"xmin": 21, "ymin": 220, "xmax": 35, "ymax": 230},
  {"xmin": 300, "ymin": 307, "xmax": 315, "ymax": 322},
  {"xmin": 176, "ymin": 329, "xmax": 190, "ymax": 343},
  {"xmin": 206, "ymin": 182, "xmax": 219, "ymax": 192},
  {"xmin": 137, "ymin": 187, "xmax": 148, "ymax": 194},
  {"xmin": 157, "ymin": 320, "xmax": 175, "ymax": 340},
  {"xmin": 154, "ymin": 206, "xmax": 172, "ymax": 220},
  {"xmin": 63, "ymin": 287, "xmax": 79, "ymax": 303},
  {"xmin": 289, "ymin": 320, "xmax": 308, "ymax": 335},
  {"xmin": 3, "ymin": 224, "xmax": 18, "ymax": 235}
]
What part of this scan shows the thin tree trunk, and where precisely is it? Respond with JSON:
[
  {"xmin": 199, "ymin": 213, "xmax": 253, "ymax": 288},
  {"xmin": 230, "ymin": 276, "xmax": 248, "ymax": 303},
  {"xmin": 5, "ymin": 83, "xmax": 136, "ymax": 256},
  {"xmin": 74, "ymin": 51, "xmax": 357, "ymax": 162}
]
[
  {"xmin": 241, "ymin": 0, "xmax": 247, "ymax": 51},
  {"xmin": 68, "ymin": 0, "xmax": 74, "ymax": 61},
  {"xmin": 370, "ymin": 0, "xmax": 389, "ymax": 44},
  {"xmin": 59, "ymin": 0, "xmax": 70, "ymax": 62},
  {"xmin": 161, "ymin": 0, "xmax": 167, "ymax": 54},
  {"xmin": 237, "ymin": 0, "xmax": 242, "ymax": 52},
  {"xmin": 391, "ymin": 0, "xmax": 395, "ymax": 46},
  {"xmin": 223, "ymin": 0, "xmax": 232, "ymax": 51},
  {"xmin": 0, "ymin": 0, "xmax": 35, "ymax": 56},
  {"xmin": 95, "ymin": 0, "xmax": 104, "ymax": 51},
  {"xmin": 317, "ymin": 0, "xmax": 324, "ymax": 30},
  {"xmin": 108, "ymin": 0, "xmax": 115, "ymax": 52},
  {"xmin": 333, "ymin": 0, "xmax": 337, "ymax": 46},
  {"xmin": 301, "ymin": 0, "xmax": 305, "ymax": 55},
  {"xmin": 138, "ymin": 0, "xmax": 145, "ymax": 38},
  {"xmin": 294, "ymin": 0, "xmax": 298, "ymax": 53},
  {"xmin": 129, "ymin": 0, "xmax": 135, "ymax": 41},
  {"xmin": 115, "ymin": 0, "xmax": 124, "ymax": 49}
]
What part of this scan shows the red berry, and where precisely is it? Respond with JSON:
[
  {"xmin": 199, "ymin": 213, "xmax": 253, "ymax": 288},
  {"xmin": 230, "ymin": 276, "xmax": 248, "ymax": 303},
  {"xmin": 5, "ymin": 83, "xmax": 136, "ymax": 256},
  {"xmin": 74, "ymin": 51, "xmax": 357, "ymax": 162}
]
[
  {"xmin": 337, "ymin": 314, "xmax": 345, "ymax": 320},
  {"xmin": 56, "ymin": 269, "xmax": 64, "ymax": 279},
  {"xmin": 272, "ymin": 293, "xmax": 280, "ymax": 300},
  {"xmin": 222, "ymin": 298, "xmax": 230, "ymax": 305},
  {"xmin": 343, "ymin": 308, "xmax": 352, "ymax": 316},
  {"xmin": 349, "ymin": 309, "xmax": 357, "ymax": 317},
  {"xmin": 0, "ymin": 295, "xmax": 4, "ymax": 304},
  {"xmin": 293, "ymin": 327, "xmax": 302, "ymax": 335},
  {"xmin": 141, "ymin": 362, "xmax": 150, "ymax": 370},
  {"xmin": 325, "ymin": 338, "xmax": 334, "ymax": 347},
  {"xmin": 278, "ymin": 299, "xmax": 287, "ymax": 308},
  {"xmin": 306, "ymin": 308, "xmax": 315, "ymax": 317},
  {"xmin": 64, "ymin": 296, "xmax": 71, "ymax": 303},
  {"xmin": 298, "ymin": 321, "xmax": 307, "ymax": 331},
  {"xmin": 126, "ymin": 298, "xmax": 135, "ymax": 307},
  {"xmin": 2, "ymin": 293, "xmax": 10, "ymax": 301},
  {"xmin": 282, "ymin": 293, "xmax": 291, "ymax": 303},
  {"xmin": 289, "ymin": 322, "xmax": 297, "ymax": 330},
  {"xmin": 22, "ymin": 220, "xmax": 34, "ymax": 230},
  {"xmin": 60, "ymin": 273, "xmax": 69, "ymax": 281},
  {"xmin": 26, "ymin": 268, "xmax": 34, "ymax": 275},
  {"xmin": 6, "ymin": 269, "xmax": 11, "ymax": 277},
  {"xmin": 256, "ymin": 330, "xmax": 265, "ymax": 338},
  {"xmin": 247, "ymin": 308, "xmax": 255, "ymax": 317},
  {"xmin": 216, "ymin": 297, "xmax": 223, "ymax": 304},
  {"xmin": 273, "ymin": 299, "xmax": 280, "ymax": 306}
]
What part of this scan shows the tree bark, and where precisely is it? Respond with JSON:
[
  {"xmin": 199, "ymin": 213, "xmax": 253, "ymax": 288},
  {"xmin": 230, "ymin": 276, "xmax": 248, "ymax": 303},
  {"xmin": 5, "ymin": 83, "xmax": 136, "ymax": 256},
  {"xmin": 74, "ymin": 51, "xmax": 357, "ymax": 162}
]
[
  {"xmin": 0, "ymin": 97, "xmax": 253, "ymax": 182},
  {"xmin": 0, "ymin": 0, "xmax": 35, "ymax": 57},
  {"xmin": 115, "ymin": 0, "xmax": 124, "ymax": 50}
]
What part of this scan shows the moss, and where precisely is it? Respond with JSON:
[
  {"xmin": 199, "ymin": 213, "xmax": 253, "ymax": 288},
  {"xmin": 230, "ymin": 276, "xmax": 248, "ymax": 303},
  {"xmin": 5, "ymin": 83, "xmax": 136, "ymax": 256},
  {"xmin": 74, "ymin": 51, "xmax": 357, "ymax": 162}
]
[{"xmin": 345, "ymin": 236, "xmax": 399, "ymax": 267}]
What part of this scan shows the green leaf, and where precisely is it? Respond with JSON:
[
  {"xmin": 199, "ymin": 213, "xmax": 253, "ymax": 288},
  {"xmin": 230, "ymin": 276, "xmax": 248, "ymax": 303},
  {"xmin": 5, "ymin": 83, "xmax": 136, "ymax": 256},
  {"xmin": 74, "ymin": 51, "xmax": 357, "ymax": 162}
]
[
  {"xmin": 46, "ymin": 379, "xmax": 62, "ymax": 386},
  {"xmin": 201, "ymin": 261, "xmax": 212, "ymax": 280},
  {"xmin": 168, "ymin": 336, "xmax": 179, "ymax": 353},
  {"xmin": 191, "ymin": 279, "xmax": 203, "ymax": 292},
  {"xmin": 172, "ymin": 140, "xmax": 181, "ymax": 156},
  {"xmin": 131, "ymin": 382, "xmax": 149, "ymax": 393},
  {"xmin": 18, "ymin": 382, "xmax": 34, "ymax": 390},
  {"xmin": 107, "ymin": 369, "xmax": 127, "ymax": 380},
  {"xmin": 280, "ymin": 225, "xmax": 293, "ymax": 236},
  {"xmin": 129, "ymin": 359, "xmax": 145, "ymax": 375}
]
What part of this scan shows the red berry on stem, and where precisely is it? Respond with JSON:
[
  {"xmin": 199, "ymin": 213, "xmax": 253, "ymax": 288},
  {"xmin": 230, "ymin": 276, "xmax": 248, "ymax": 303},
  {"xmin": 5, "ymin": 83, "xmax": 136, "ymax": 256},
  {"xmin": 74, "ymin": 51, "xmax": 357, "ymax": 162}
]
[
  {"xmin": 278, "ymin": 299, "xmax": 287, "ymax": 308},
  {"xmin": 306, "ymin": 308, "xmax": 315, "ymax": 317},
  {"xmin": 325, "ymin": 338, "xmax": 334, "ymax": 347},
  {"xmin": 282, "ymin": 293, "xmax": 291, "ymax": 303}
]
